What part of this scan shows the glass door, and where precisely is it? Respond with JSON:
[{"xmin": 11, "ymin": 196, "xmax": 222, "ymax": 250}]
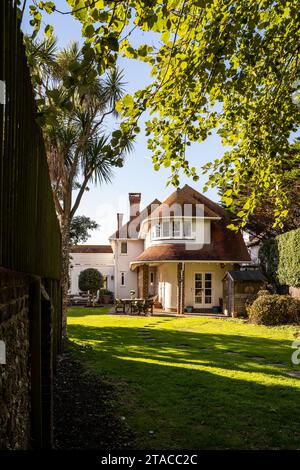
[{"xmin": 194, "ymin": 272, "xmax": 213, "ymax": 307}]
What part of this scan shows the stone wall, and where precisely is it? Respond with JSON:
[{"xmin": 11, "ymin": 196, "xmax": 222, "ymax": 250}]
[{"xmin": 0, "ymin": 269, "xmax": 31, "ymax": 449}]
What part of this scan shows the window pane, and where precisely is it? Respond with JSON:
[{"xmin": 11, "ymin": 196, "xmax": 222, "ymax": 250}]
[
  {"xmin": 195, "ymin": 288, "xmax": 202, "ymax": 296},
  {"xmin": 121, "ymin": 242, "xmax": 127, "ymax": 253},
  {"xmin": 162, "ymin": 221, "xmax": 170, "ymax": 237},
  {"xmin": 155, "ymin": 224, "xmax": 161, "ymax": 238},
  {"xmin": 172, "ymin": 220, "xmax": 181, "ymax": 237},
  {"xmin": 195, "ymin": 273, "xmax": 202, "ymax": 280},
  {"xmin": 183, "ymin": 221, "xmax": 192, "ymax": 237},
  {"xmin": 205, "ymin": 296, "xmax": 211, "ymax": 304},
  {"xmin": 195, "ymin": 296, "xmax": 202, "ymax": 303},
  {"xmin": 205, "ymin": 273, "xmax": 211, "ymax": 280}
]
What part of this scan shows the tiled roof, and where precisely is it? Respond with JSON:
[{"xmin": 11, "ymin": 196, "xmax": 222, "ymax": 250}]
[
  {"xmin": 70, "ymin": 245, "xmax": 113, "ymax": 254},
  {"xmin": 226, "ymin": 270, "xmax": 267, "ymax": 282},
  {"xmin": 109, "ymin": 198, "xmax": 161, "ymax": 239},
  {"xmin": 150, "ymin": 184, "xmax": 221, "ymax": 219},
  {"xmin": 134, "ymin": 191, "xmax": 251, "ymax": 262}
]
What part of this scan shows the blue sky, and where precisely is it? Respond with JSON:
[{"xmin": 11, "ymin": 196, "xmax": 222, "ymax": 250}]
[{"xmin": 23, "ymin": 4, "xmax": 226, "ymax": 244}]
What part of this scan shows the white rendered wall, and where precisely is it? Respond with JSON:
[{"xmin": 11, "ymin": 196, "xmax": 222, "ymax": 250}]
[
  {"xmin": 112, "ymin": 239, "xmax": 144, "ymax": 298},
  {"xmin": 184, "ymin": 262, "xmax": 233, "ymax": 307},
  {"xmin": 157, "ymin": 263, "xmax": 178, "ymax": 310},
  {"xmin": 144, "ymin": 218, "xmax": 211, "ymax": 249},
  {"xmin": 69, "ymin": 252, "xmax": 115, "ymax": 295}
]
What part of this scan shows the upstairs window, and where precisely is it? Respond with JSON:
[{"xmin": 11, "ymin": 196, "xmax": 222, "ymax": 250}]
[
  {"xmin": 154, "ymin": 223, "xmax": 161, "ymax": 238},
  {"xmin": 172, "ymin": 220, "xmax": 181, "ymax": 237},
  {"xmin": 151, "ymin": 219, "xmax": 194, "ymax": 240},
  {"xmin": 183, "ymin": 220, "xmax": 192, "ymax": 237},
  {"xmin": 121, "ymin": 242, "xmax": 127, "ymax": 254},
  {"xmin": 162, "ymin": 221, "xmax": 170, "ymax": 237}
]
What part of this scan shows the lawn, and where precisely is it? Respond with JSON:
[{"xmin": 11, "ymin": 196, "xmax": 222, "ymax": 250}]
[{"xmin": 68, "ymin": 307, "xmax": 300, "ymax": 449}]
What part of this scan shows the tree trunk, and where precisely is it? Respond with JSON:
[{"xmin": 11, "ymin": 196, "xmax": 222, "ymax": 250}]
[{"xmin": 61, "ymin": 218, "xmax": 71, "ymax": 341}]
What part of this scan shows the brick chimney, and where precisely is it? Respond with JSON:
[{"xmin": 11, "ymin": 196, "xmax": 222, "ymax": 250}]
[
  {"xmin": 129, "ymin": 193, "xmax": 141, "ymax": 220},
  {"xmin": 117, "ymin": 213, "xmax": 123, "ymax": 234}
]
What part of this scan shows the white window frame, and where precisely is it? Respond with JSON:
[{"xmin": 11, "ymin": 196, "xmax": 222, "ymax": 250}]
[
  {"xmin": 172, "ymin": 219, "xmax": 181, "ymax": 237},
  {"xmin": 183, "ymin": 220, "xmax": 192, "ymax": 238},
  {"xmin": 162, "ymin": 220, "xmax": 170, "ymax": 237},
  {"xmin": 120, "ymin": 241, "xmax": 127, "ymax": 254},
  {"xmin": 151, "ymin": 218, "xmax": 195, "ymax": 240}
]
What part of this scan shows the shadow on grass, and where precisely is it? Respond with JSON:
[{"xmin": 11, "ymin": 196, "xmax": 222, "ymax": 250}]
[{"xmin": 68, "ymin": 323, "xmax": 300, "ymax": 449}]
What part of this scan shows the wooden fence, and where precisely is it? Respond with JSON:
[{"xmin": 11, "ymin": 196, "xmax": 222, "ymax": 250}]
[
  {"xmin": 0, "ymin": 0, "xmax": 62, "ymax": 449},
  {"xmin": 0, "ymin": 0, "xmax": 61, "ymax": 280}
]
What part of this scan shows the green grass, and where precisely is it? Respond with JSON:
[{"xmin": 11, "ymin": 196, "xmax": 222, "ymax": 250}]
[{"xmin": 68, "ymin": 307, "xmax": 300, "ymax": 449}]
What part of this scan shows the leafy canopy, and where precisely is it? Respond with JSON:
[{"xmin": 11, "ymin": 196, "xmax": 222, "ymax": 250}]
[
  {"xmin": 25, "ymin": 0, "xmax": 300, "ymax": 228},
  {"xmin": 78, "ymin": 268, "xmax": 104, "ymax": 293},
  {"xmin": 70, "ymin": 215, "xmax": 99, "ymax": 245}
]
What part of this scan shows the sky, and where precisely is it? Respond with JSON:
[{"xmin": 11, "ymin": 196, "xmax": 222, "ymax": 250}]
[{"xmin": 22, "ymin": 2, "xmax": 226, "ymax": 244}]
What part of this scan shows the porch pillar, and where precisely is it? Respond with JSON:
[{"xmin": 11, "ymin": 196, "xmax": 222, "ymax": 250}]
[
  {"xmin": 142, "ymin": 264, "xmax": 149, "ymax": 299},
  {"xmin": 177, "ymin": 262, "xmax": 185, "ymax": 314}
]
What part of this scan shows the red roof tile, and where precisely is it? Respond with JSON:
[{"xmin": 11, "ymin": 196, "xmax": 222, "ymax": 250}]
[
  {"xmin": 109, "ymin": 198, "xmax": 161, "ymax": 239},
  {"xmin": 70, "ymin": 245, "xmax": 113, "ymax": 254}
]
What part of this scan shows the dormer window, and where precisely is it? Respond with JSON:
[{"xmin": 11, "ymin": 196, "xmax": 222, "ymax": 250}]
[
  {"xmin": 151, "ymin": 219, "xmax": 194, "ymax": 240},
  {"xmin": 154, "ymin": 223, "xmax": 161, "ymax": 238},
  {"xmin": 183, "ymin": 220, "xmax": 192, "ymax": 238},
  {"xmin": 162, "ymin": 221, "xmax": 170, "ymax": 237},
  {"xmin": 172, "ymin": 220, "xmax": 181, "ymax": 237}
]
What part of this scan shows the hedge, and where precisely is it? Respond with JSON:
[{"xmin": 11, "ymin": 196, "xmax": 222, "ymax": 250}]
[
  {"xmin": 277, "ymin": 228, "xmax": 300, "ymax": 287},
  {"xmin": 248, "ymin": 294, "xmax": 300, "ymax": 326},
  {"xmin": 259, "ymin": 228, "xmax": 300, "ymax": 287}
]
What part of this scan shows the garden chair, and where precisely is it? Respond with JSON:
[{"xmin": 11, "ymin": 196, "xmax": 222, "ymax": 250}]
[
  {"xmin": 130, "ymin": 300, "xmax": 144, "ymax": 315},
  {"xmin": 115, "ymin": 298, "xmax": 125, "ymax": 314},
  {"xmin": 142, "ymin": 299, "xmax": 154, "ymax": 316}
]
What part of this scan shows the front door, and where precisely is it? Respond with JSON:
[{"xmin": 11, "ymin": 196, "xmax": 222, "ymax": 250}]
[{"xmin": 194, "ymin": 272, "xmax": 213, "ymax": 308}]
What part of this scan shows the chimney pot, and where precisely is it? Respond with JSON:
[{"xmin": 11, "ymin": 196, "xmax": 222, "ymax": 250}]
[
  {"xmin": 117, "ymin": 213, "xmax": 123, "ymax": 234},
  {"xmin": 129, "ymin": 193, "xmax": 141, "ymax": 219}
]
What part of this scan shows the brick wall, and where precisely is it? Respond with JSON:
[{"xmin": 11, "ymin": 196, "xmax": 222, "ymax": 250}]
[{"xmin": 0, "ymin": 269, "xmax": 31, "ymax": 449}]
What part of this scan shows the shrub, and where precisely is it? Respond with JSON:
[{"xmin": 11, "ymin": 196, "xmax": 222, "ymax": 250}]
[
  {"xmin": 259, "ymin": 228, "xmax": 300, "ymax": 288},
  {"xmin": 257, "ymin": 289, "xmax": 271, "ymax": 297},
  {"xmin": 100, "ymin": 289, "xmax": 113, "ymax": 296},
  {"xmin": 277, "ymin": 228, "xmax": 300, "ymax": 287},
  {"xmin": 79, "ymin": 268, "xmax": 103, "ymax": 294},
  {"xmin": 248, "ymin": 294, "xmax": 300, "ymax": 326}
]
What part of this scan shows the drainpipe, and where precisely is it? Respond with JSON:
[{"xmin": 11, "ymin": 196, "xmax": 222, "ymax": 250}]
[{"xmin": 181, "ymin": 262, "xmax": 185, "ymax": 314}]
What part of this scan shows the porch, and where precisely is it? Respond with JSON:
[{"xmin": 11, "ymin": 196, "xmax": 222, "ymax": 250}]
[{"xmin": 131, "ymin": 261, "xmax": 235, "ymax": 314}]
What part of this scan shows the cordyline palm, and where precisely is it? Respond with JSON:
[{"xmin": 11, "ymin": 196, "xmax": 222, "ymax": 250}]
[{"xmin": 26, "ymin": 37, "xmax": 133, "ymax": 337}]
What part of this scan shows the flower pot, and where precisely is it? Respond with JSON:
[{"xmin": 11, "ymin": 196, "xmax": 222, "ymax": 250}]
[{"xmin": 102, "ymin": 294, "xmax": 112, "ymax": 304}]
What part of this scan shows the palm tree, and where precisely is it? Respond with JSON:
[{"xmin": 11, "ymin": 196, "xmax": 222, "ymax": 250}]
[{"xmin": 26, "ymin": 37, "xmax": 133, "ymax": 337}]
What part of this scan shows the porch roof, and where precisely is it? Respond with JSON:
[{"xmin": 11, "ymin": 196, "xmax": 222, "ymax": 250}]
[{"xmin": 132, "ymin": 236, "xmax": 250, "ymax": 265}]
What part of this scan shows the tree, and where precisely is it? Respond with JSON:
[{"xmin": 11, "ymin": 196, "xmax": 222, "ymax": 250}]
[
  {"xmin": 220, "ymin": 141, "xmax": 300, "ymax": 237},
  {"xmin": 24, "ymin": 2, "xmax": 300, "ymax": 230},
  {"xmin": 78, "ymin": 268, "xmax": 104, "ymax": 306},
  {"xmin": 26, "ymin": 37, "xmax": 133, "ymax": 337},
  {"xmin": 70, "ymin": 215, "xmax": 99, "ymax": 245}
]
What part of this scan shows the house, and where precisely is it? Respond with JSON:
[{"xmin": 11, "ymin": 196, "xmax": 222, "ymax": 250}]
[
  {"xmin": 109, "ymin": 185, "xmax": 251, "ymax": 313},
  {"xmin": 69, "ymin": 245, "xmax": 115, "ymax": 295},
  {"xmin": 243, "ymin": 231, "xmax": 261, "ymax": 265}
]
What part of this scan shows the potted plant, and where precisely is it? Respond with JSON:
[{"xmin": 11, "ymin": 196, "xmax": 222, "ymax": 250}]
[
  {"xmin": 185, "ymin": 306, "xmax": 193, "ymax": 313},
  {"xmin": 100, "ymin": 289, "xmax": 114, "ymax": 304}
]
